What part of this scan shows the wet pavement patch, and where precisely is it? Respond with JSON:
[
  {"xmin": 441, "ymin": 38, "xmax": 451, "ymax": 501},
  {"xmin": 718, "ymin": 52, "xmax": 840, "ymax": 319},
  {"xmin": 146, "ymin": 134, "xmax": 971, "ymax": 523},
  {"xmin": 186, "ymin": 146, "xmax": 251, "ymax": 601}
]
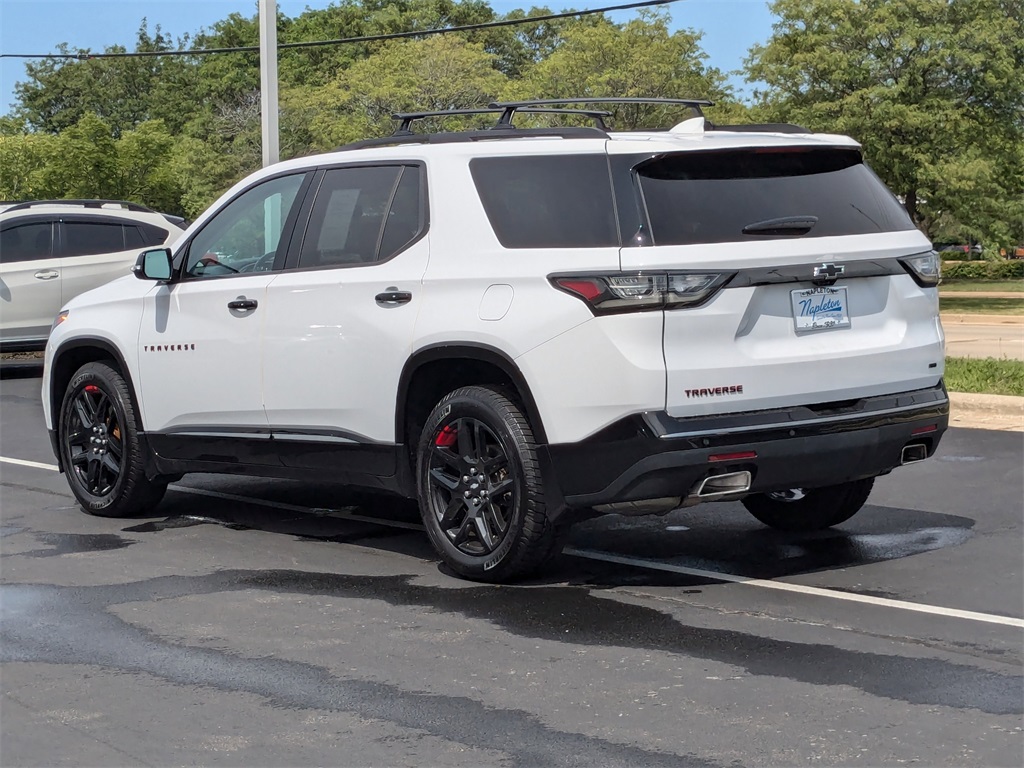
[
  {"xmin": 0, "ymin": 580, "xmax": 720, "ymax": 768},
  {"xmin": 18, "ymin": 531, "xmax": 133, "ymax": 558},
  {"xmin": 570, "ymin": 505, "xmax": 976, "ymax": 581},
  {"xmin": 2, "ymin": 570, "xmax": 1019, "ymax": 717}
]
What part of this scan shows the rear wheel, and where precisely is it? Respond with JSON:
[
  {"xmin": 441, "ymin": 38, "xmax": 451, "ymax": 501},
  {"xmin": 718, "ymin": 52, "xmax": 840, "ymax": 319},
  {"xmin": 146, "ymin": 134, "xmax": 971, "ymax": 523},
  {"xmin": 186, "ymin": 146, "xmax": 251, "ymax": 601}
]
[
  {"xmin": 59, "ymin": 362, "xmax": 167, "ymax": 518},
  {"xmin": 741, "ymin": 478, "xmax": 874, "ymax": 532},
  {"xmin": 416, "ymin": 385, "xmax": 560, "ymax": 582}
]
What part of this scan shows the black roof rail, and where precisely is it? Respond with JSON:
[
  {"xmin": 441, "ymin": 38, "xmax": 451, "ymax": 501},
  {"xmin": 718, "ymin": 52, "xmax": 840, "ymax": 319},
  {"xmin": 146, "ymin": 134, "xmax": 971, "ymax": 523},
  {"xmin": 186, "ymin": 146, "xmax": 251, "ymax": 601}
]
[
  {"xmin": 490, "ymin": 97, "xmax": 714, "ymax": 126},
  {"xmin": 334, "ymin": 125, "xmax": 609, "ymax": 152},
  {"xmin": 391, "ymin": 107, "xmax": 613, "ymax": 134},
  {"xmin": 705, "ymin": 122, "xmax": 812, "ymax": 134},
  {"xmin": 3, "ymin": 199, "xmax": 159, "ymax": 214}
]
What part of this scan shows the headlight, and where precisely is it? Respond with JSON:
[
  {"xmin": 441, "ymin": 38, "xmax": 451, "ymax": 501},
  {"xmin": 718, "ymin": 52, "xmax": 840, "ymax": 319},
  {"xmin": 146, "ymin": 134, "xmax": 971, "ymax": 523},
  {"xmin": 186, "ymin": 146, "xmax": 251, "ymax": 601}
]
[{"xmin": 900, "ymin": 251, "xmax": 941, "ymax": 287}]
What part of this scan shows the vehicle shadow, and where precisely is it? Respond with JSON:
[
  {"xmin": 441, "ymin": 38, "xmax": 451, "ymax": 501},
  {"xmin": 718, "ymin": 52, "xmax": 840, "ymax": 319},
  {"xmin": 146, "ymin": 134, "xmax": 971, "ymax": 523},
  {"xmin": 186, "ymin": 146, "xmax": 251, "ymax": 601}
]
[{"xmin": 120, "ymin": 477, "xmax": 975, "ymax": 590}]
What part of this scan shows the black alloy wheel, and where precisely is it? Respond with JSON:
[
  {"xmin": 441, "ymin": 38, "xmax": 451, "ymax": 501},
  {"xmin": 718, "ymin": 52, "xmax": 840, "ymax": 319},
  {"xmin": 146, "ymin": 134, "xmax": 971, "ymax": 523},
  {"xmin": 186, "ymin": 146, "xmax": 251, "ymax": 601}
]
[
  {"xmin": 426, "ymin": 416, "xmax": 518, "ymax": 557},
  {"xmin": 65, "ymin": 383, "xmax": 123, "ymax": 497},
  {"xmin": 417, "ymin": 386, "xmax": 562, "ymax": 582},
  {"xmin": 59, "ymin": 362, "xmax": 167, "ymax": 517}
]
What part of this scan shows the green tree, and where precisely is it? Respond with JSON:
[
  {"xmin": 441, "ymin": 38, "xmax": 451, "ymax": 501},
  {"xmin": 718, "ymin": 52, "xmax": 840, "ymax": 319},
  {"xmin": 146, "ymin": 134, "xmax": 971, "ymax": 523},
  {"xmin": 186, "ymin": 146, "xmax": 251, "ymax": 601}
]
[
  {"xmin": 511, "ymin": 10, "xmax": 744, "ymax": 128},
  {"xmin": 746, "ymin": 0, "xmax": 1024, "ymax": 247},
  {"xmin": 12, "ymin": 22, "xmax": 199, "ymax": 136},
  {"xmin": 306, "ymin": 35, "xmax": 507, "ymax": 149}
]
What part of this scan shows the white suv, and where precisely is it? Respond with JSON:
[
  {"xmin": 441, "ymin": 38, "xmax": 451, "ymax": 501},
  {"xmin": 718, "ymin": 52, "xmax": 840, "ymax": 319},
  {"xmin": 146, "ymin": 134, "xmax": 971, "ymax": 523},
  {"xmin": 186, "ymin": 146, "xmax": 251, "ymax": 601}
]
[
  {"xmin": 1, "ymin": 200, "xmax": 186, "ymax": 351},
  {"xmin": 41, "ymin": 99, "xmax": 949, "ymax": 582}
]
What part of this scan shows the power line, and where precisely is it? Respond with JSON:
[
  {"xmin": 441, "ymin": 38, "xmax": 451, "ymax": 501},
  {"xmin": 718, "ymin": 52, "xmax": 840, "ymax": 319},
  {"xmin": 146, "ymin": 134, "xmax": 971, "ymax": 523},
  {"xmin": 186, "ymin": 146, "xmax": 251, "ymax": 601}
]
[{"xmin": 0, "ymin": 0, "xmax": 681, "ymax": 60}]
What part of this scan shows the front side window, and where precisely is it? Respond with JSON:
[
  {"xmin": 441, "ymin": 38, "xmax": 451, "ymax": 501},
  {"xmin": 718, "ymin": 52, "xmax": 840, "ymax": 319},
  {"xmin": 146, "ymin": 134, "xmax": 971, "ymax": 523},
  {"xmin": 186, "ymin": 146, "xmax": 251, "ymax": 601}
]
[
  {"xmin": 297, "ymin": 166, "xmax": 410, "ymax": 269},
  {"xmin": 186, "ymin": 173, "xmax": 304, "ymax": 278},
  {"xmin": 0, "ymin": 222, "xmax": 53, "ymax": 263},
  {"xmin": 470, "ymin": 155, "xmax": 618, "ymax": 248}
]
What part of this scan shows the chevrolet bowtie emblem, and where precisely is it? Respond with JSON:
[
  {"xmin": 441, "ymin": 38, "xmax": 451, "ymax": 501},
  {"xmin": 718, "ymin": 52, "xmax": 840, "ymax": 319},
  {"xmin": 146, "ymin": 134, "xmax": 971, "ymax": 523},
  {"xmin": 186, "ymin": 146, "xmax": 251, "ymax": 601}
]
[{"xmin": 812, "ymin": 262, "xmax": 845, "ymax": 285}]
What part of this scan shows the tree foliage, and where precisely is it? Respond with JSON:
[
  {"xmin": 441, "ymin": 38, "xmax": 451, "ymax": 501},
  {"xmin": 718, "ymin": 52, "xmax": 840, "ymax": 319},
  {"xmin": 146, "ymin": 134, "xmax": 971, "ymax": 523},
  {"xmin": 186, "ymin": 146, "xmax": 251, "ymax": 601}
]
[
  {"xmin": 7, "ymin": 0, "xmax": 1017, "ymax": 248},
  {"xmin": 747, "ymin": 0, "xmax": 1024, "ymax": 247}
]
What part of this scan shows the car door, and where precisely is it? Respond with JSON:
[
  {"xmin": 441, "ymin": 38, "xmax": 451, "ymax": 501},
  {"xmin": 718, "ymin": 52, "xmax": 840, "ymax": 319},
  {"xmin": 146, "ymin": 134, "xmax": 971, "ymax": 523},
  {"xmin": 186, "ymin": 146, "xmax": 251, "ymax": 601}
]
[
  {"xmin": 262, "ymin": 163, "xmax": 428, "ymax": 475},
  {"xmin": 57, "ymin": 218, "xmax": 143, "ymax": 304},
  {"xmin": 136, "ymin": 172, "xmax": 311, "ymax": 460},
  {"xmin": 0, "ymin": 218, "xmax": 60, "ymax": 346}
]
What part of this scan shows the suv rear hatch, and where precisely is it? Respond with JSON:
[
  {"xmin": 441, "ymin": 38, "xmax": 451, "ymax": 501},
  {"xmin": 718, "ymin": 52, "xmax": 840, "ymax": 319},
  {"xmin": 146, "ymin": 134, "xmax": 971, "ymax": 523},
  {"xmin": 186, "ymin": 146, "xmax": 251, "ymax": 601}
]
[{"xmin": 618, "ymin": 146, "xmax": 944, "ymax": 418}]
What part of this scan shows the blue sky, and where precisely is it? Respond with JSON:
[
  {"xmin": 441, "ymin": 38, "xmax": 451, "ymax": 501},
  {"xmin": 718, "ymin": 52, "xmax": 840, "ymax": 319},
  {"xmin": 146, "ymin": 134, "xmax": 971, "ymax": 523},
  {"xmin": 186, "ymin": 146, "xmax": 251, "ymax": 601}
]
[{"xmin": 0, "ymin": 0, "xmax": 776, "ymax": 115}]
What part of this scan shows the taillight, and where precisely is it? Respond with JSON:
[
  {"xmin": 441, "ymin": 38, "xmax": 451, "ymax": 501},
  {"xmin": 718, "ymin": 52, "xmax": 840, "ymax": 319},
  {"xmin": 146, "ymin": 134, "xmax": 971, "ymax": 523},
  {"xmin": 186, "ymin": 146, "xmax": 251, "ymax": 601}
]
[
  {"xmin": 899, "ymin": 250, "xmax": 941, "ymax": 287},
  {"xmin": 551, "ymin": 272, "xmax": 732, "ymax": 314}
]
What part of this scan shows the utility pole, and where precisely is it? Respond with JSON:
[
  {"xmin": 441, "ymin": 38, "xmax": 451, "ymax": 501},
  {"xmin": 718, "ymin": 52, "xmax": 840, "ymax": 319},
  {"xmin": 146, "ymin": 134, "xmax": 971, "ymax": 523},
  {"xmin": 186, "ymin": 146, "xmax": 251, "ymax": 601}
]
[{"xmin": 259, "ymin": 0, "xmax": 280, "ymax": 167}]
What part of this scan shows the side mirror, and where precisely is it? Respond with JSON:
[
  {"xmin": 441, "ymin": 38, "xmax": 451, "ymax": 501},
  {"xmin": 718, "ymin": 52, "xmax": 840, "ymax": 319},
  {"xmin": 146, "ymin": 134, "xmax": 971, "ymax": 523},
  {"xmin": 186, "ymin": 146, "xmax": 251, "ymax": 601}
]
[{"xmin": 133, "ymin": 248, "xmax": 173, "ymax": 281}]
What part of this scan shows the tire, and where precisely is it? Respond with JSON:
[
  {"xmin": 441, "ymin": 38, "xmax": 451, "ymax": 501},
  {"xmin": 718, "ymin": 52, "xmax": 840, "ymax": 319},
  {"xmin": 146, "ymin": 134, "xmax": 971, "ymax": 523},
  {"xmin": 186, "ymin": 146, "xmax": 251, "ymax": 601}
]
[
  {"xmin": 741, "ymin": 478, "xmax": 874, "ymax": 532},
  {"xmin": 416, "ymin": 385, "xmax": 561, "ymax": 582},
  {"xmin": 58, "ymin": 362, "xmax": 167, "ymax": 518}
]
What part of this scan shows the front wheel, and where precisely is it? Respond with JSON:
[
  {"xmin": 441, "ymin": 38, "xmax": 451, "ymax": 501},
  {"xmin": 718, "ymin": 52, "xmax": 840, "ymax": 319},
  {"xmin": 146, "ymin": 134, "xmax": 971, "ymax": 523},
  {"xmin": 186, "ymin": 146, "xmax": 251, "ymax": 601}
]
[
  {"xmin": 741, "ymin": 478, "xmax": 875, "ymax": 532},
  {"xmin": 416, "ymin": 386, "xmax": 561, "ymax": 582},
  {"xmin": 59, "ymin": 362, "xmax": 167, "ymax": 517}
]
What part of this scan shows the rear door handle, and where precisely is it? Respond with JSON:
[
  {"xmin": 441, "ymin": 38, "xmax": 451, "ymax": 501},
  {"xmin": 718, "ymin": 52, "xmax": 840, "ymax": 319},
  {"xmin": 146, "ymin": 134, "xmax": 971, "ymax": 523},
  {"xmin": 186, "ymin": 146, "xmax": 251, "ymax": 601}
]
[
  {"xmin": 375, "ymin": 288, "xmax": 412, "ymax": 306},
  {"xmin": 228, "ymin": 298, "xmax": 258, "ymax": 311},
  {"xmin": 34, "ymin": 270, "xmax": 59, "ymax": 280}
]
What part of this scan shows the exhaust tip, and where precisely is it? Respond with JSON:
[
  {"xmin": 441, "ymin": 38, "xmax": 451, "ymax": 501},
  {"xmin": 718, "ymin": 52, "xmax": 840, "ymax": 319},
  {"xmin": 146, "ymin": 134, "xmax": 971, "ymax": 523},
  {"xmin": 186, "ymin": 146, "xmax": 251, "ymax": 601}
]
[
  {"xmin": 901, "ymin": 443, "xmax": 928, "ymax": 465},
  {"xmin": 694, "ymin": 470, "xmax": 752, "ymax": 499}
]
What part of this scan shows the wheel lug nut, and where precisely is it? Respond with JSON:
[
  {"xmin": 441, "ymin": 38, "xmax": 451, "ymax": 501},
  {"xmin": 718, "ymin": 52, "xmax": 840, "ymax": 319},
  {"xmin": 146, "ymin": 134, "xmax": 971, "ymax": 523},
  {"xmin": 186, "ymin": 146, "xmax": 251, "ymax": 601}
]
[{"xmin": 464, "ymin": 491, "xmax": 471, "ymax": 498}]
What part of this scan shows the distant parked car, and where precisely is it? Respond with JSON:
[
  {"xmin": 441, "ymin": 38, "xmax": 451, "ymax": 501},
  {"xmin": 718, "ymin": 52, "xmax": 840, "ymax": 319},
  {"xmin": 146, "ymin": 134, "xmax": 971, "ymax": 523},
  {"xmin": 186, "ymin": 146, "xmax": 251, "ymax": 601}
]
[
  {"xmin": 934, "ymin": 242, "xmax": 983, "ymax": 260},
  {"xmin": 0, "ymin": 200, "xmax": 186, "ymax": 351}
]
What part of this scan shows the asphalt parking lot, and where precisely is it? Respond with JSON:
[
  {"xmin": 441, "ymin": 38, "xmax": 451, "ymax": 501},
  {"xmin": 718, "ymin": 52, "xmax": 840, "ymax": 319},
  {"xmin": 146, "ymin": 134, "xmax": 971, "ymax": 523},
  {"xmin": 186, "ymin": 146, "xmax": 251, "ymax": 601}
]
[{"xmin": 2, "ymin": 364, "xmax": 1022, "ymax": 767}]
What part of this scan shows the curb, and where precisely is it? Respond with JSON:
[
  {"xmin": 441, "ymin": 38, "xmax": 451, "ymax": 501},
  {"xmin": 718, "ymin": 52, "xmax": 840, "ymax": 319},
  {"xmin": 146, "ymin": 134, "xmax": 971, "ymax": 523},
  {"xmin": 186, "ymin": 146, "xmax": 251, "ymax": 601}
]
[
  {"xmin": 940, "ymin": 313, "xmax": 1024, "ymax": 325},
  {"xmin": 948, "ymin": 391, "xmax": 1024, "ymax": 432}
]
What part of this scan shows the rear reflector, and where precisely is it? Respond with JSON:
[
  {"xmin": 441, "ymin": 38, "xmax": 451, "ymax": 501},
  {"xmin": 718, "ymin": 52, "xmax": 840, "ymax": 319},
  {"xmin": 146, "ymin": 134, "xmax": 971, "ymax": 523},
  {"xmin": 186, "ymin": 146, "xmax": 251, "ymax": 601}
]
[
  {"xmin": 911, "ymin": 424, "xmax": 938, "ymax": 435},
  {"xmin": 708, "ymin": 450, "xmax": 757, "ymax": 463}
]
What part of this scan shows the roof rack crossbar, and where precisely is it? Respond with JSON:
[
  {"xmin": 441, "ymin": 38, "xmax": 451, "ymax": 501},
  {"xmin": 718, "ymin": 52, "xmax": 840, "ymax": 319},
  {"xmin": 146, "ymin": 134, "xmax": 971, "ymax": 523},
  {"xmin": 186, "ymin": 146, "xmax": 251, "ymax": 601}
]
[
  {"xmin": 335, "ymin": 126, "xmax": 609, "ymax": 152},
  {"xmin": 3, "ymin": 199, "xmax": 158, "ymax": 214},
  {"xmin": 390, "ymin": 107, "xmax": 613, "ymax": 134},
  {"xmin": 489, "ymin": 97, "xmax": 714, "ymax": 126}
]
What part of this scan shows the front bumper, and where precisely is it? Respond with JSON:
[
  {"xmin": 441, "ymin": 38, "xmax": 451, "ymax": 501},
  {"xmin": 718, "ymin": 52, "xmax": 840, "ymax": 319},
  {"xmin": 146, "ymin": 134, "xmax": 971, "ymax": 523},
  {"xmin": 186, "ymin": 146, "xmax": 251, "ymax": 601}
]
[{"xmin": 544, "ymin": 383, "xmax": 949, "ymax": 508}]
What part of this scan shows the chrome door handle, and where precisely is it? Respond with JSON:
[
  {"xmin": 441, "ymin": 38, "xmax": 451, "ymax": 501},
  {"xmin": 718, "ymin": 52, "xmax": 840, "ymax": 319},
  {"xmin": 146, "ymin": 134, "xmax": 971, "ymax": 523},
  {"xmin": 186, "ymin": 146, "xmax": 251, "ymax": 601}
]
[{"xmin": 34, "ymin": 270, "xmax": 59, "ymax": 280}]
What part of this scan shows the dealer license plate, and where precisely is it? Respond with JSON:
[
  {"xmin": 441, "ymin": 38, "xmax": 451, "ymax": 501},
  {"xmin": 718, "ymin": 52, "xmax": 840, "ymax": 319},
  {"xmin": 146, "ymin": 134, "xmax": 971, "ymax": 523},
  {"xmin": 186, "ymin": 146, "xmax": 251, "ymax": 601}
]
[{"xmin": 791, "ymin": 286, "xmax": 850, "ymax": 331}]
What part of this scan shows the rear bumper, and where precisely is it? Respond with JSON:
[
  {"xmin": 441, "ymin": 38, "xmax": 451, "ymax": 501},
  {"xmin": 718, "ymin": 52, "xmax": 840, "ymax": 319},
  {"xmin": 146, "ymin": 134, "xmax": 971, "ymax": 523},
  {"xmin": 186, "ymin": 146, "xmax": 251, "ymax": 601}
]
[{"xmin": 544, "ymin": 382, "xmax": 949, "ymax": 508}]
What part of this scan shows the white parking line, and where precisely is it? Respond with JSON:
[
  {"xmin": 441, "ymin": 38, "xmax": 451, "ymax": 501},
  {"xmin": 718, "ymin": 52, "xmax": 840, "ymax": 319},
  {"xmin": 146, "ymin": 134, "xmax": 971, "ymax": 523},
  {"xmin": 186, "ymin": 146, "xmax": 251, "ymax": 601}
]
[
  {"xmin": 0, "ymin": 456, "xmax": 60, "ymax": 472},
  {"xmin": 562, "ymin": 547, "xmax": 1024, "ymax": 628},
  {"xmin": 3, "ymin": 454, "xmax": 1022, "ymax": 629}
]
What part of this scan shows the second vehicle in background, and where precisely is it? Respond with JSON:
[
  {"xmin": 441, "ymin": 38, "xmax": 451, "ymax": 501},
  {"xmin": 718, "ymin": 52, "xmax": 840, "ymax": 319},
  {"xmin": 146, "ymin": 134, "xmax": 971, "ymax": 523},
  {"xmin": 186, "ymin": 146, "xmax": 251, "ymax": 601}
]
[{"xmin": 0, "ymin": 200, "xmax": 186, "ymax": 351}]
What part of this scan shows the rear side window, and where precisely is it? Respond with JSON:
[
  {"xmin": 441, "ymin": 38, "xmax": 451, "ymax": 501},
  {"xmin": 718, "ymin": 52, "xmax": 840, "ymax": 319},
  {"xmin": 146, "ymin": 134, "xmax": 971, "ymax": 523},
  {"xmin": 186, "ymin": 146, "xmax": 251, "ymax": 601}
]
[
  {"xmin": 0, "ymin": 222, "xmax": 53, "ymax": 263},
  {"xmin": 471, "ymin": 155, "xmax": 618, "ymax": 248},
  {"xmin": 62, "ymin": 221, "xmax": 126, "ymax": 257},
  {"xmin": 298, "ymin": 166, "xmax": 405, "ymax": 269},
  {"xmin": 635, "ymin": 149, "xmax": 915, "ymax": 245}
]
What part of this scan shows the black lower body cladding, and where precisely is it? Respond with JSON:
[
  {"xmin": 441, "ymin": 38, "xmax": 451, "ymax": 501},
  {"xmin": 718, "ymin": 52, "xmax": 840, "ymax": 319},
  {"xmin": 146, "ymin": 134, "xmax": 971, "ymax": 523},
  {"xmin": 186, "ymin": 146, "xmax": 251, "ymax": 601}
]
[{"xmin": 543, "ymin": 383, "xmax": 950, "ymax": 510}]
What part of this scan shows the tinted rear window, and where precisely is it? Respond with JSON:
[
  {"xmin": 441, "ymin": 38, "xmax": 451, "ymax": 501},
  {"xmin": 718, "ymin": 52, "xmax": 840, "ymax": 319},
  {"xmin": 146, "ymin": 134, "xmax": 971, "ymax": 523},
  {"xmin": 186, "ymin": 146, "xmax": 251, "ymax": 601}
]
[
  {"xmin": 636, "ymin": 149, "xmax": 915, "ymax": 245},
  {"xmin": 471, "ymin": 155, "xmax": 618, "ymax": 248}
]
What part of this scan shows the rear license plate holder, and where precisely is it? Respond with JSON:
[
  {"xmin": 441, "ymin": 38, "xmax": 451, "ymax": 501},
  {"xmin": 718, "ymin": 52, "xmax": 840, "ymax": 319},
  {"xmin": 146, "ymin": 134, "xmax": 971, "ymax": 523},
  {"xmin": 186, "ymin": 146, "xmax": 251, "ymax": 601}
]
[{"xmin": 791, "ymin": 286, "xmax": 850, "ymax": 331}]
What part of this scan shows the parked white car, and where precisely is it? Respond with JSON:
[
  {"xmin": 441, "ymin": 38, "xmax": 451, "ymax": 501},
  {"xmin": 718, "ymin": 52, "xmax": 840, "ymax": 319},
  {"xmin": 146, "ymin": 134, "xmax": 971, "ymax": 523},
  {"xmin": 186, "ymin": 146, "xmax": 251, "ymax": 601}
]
[
  {"xmin": 0, "ymin": 200, "xmax": 185, "ymax": 351},
  {"xmin": 42, "ymin": 99, "xmax": 949, "ymax": 582}
]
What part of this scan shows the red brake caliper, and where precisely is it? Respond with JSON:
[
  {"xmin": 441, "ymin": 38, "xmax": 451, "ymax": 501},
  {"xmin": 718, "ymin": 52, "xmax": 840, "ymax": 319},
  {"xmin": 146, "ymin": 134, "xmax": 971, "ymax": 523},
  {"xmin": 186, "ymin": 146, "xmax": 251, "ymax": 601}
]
[{"xmin": 435, "ymin": 424, "xmax": 458, "ymax": 447}]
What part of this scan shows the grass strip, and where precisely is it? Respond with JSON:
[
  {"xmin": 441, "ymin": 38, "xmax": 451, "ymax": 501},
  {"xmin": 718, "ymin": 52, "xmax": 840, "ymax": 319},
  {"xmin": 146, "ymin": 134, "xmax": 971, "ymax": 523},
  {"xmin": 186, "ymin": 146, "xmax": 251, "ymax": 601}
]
[
  {"xmin": 939, "ymin": 280, "xmax": 1024, "ymax": 293},
  {"xmin": 945, "ymin": 356, "xmax": 1024, "ymax": 397},
  {"xmin": 939, "ymin": 296, "xmax": 1024, "ymax": 315}
]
